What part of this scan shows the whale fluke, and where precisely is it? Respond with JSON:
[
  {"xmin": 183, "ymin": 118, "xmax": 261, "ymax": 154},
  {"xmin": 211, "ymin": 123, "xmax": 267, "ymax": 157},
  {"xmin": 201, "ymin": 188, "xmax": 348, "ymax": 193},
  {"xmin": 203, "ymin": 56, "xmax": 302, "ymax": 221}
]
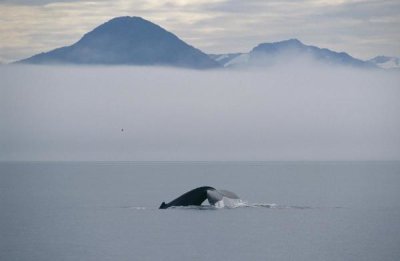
[{"xmin": 159, "ymin": 186, "xmax": 240, "ymax": 209}]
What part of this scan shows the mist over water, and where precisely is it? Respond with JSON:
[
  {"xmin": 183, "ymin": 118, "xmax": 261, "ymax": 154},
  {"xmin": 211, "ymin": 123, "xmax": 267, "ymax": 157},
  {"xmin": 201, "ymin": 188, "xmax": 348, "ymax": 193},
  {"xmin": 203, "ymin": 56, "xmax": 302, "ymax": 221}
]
[{"xmin": 1, "ymin": 64, "xmax": 399, "ymax": 161}]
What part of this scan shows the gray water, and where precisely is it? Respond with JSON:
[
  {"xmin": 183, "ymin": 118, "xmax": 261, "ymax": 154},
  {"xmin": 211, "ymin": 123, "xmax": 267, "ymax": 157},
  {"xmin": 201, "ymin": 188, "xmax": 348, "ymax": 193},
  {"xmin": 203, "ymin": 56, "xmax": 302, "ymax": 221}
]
[{"xmin": 1, "ymin": 161, "xmax": 400, "ymax": 261}]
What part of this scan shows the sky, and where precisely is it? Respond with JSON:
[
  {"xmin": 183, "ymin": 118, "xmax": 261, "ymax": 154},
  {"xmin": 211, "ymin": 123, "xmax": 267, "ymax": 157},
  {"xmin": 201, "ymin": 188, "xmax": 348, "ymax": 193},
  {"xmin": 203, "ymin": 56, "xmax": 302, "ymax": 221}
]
[
  {"xmin": 0, "ymin": 0, "xmax": 400, "ymax": 63},
  {"xmin": 1, "ymin": 65, "xmax": 399, "ymax": 161}
]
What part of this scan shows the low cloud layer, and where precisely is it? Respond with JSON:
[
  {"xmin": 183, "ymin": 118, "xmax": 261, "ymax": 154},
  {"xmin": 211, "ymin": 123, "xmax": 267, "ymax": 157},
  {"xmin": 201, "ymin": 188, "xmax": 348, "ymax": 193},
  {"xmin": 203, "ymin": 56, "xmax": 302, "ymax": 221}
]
[{"xmin": 1, "ymin": 64, "xmax": 399, "ymax": 161}]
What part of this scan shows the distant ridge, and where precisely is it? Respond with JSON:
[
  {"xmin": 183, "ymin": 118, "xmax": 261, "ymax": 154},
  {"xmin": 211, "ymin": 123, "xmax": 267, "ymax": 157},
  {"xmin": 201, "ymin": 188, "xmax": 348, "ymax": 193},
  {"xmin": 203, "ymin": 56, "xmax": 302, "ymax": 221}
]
[
  {"xmin": 210, "ymin": 39, "xmax": 375, "ymax": 68},
  {"xmin": 17, "ymin": 17, "xmax": 384, "ymax": 69},
  {"xmin": 18, "ymin": 16, "xmax": 219, "ymax": 69},
  {"xmin": 368, "ymin": 56, "xmax": 400, "ymax": 70}
]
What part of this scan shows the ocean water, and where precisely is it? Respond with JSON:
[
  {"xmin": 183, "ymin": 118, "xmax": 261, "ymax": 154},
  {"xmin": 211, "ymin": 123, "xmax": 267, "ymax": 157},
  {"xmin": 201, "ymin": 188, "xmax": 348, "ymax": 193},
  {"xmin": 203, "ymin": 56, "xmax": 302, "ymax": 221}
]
[{"xmin": 1, "ymin": 161, "xmax": 400, "ymax": 261}]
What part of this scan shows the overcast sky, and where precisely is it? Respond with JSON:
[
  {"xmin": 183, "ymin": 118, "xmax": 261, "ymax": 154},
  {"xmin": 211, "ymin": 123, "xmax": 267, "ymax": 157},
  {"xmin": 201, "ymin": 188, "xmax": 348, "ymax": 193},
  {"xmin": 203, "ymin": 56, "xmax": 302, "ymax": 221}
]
[{"xmin": 0, "ymin": 0, "xmax": 399, "ymax": 63}]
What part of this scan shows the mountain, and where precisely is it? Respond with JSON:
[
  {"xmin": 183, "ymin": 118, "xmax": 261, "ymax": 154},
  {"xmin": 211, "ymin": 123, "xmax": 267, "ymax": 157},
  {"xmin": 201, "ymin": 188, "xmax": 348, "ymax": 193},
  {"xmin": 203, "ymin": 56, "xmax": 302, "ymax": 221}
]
[
  {"xmin": 17, "ymin": 18, "xmax": 383, "ymax": 70},
  {"xmin": 18, "ymin": 16, "xmax": 219, "ymax": 69},
  {"xmin": 208, "ymin": 53, "xmax": 243, "ymax": 66},
  {"xmin": 368, "ymin": 56, "xmax": 400, "ymax": 69},
  {"xmin": 209, "ymin": 39, "xmax": 375, "ymax": 69}
]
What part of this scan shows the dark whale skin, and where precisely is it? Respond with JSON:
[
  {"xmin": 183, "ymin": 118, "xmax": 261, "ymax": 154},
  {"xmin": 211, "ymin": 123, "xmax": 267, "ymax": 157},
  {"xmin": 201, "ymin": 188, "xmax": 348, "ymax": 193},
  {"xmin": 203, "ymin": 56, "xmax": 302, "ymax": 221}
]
[{"xmin": 159, "ymin": 186, "xmax": 216, "ymax": 209}]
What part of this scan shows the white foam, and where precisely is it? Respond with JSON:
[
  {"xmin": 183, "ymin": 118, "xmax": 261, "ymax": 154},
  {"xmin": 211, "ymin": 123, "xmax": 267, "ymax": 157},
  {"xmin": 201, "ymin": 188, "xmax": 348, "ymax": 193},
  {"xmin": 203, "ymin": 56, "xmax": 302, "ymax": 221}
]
[{"xmin": 214, "ymin": 200, "xmax": 225, "ymax": 208}]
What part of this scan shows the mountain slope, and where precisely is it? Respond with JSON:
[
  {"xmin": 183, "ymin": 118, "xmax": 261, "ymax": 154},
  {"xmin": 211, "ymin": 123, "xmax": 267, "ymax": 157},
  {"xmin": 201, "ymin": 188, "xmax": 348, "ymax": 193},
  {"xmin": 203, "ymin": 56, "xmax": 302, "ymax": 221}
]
[
  {"xmin": 368, "ymin": 56, "xmax": 400, "ymax": 69},
  {"xmin": 18, "ymin": 16, "xmax": 219, "ymax": 69},
  {"xmin": 210, "ymin": 39, "xmax": 375, "ymax": 69},
  {"xmin": 208, "ymin": 53, "xmax": 242, "ymax": 66}
]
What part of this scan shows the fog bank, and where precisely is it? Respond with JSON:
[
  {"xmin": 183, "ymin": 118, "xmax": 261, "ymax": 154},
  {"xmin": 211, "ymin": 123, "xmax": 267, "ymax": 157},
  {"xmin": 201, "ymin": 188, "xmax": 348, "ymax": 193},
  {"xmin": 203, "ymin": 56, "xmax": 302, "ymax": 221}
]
[{"xmin": 1, "ymin": 65, "xmax": 399, "ymax": 161}]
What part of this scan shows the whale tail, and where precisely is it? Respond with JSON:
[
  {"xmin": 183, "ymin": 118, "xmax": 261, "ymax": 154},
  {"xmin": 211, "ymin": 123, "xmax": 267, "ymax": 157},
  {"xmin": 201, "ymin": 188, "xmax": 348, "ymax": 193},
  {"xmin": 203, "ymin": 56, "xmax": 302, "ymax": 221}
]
[
  {"xmin": 159, "ymin": 202, "xmax": 167, "ymax": 209},
  {"xmin": 159, "ymin": 186, "xmax": 240, "ymax": 209}
]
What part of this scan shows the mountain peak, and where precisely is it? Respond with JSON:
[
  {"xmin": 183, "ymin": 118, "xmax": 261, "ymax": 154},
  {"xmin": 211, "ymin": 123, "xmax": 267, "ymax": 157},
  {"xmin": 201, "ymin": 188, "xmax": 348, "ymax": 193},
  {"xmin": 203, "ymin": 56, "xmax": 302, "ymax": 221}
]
[
  {"xmin": 18, "ymin": 16, "xmax": 219, "ymax": 69},
  {"xmin": 368, "ymin": 55, "xmax": 400, "ymax": 69},
  {"xmin": 110, "ymin": 16, "xmax": 145, "ymax": 22},
  {"xmin": 277, "ymin": 38, "xmax": 303, "ymax": 45},
  {"xmin": 210, "ymin": 39, "xmax": 374, "ymax": 68},
  {"xmin": 77, "ymin": 16, "xmax": 169, "ymax": 46},
  {"xmin": 93, "ymin": 16, "xmax": 158, "ymax": 30},
  {"xmin": 252, "ymin": 38, "xmax": 305, "ymax": 53}
]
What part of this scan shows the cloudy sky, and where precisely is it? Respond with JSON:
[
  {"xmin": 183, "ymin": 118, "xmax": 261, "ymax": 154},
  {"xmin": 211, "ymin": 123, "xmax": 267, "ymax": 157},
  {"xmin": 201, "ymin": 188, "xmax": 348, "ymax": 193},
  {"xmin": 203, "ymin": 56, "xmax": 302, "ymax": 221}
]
[{"xmin": 0, "ymin": 0, "xmax": 399, "ymax": 63}]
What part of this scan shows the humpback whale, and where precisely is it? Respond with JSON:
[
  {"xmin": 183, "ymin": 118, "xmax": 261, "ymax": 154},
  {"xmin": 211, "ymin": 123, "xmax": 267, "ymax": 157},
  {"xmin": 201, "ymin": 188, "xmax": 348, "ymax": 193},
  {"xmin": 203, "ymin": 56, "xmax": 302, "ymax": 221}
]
[{"xmin": 159, "ymin": 186, "xmax": 240, "ymax": 209}]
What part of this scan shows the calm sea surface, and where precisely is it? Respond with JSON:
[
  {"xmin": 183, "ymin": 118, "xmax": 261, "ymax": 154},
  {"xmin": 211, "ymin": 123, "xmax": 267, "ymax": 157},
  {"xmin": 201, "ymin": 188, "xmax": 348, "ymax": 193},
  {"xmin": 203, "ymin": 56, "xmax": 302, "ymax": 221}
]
[{"xmin": 1, "ymin": 161, "xmax": 400, "ymax": 261}]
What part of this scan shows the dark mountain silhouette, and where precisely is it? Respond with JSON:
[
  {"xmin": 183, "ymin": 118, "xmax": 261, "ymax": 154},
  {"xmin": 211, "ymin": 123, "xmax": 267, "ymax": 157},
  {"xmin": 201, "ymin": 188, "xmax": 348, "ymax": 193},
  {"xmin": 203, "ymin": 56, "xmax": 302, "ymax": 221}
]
[
  {"xmin": 251, "ymin": 39, "xmax": 371, "ymax": 67},
  {"xmin": 210, "ymin": 39, "xmax": 375, "ymax": 69},
  {"xmin": 18, "ymin": 16, "xmax": 219, "ymax": 69}
]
